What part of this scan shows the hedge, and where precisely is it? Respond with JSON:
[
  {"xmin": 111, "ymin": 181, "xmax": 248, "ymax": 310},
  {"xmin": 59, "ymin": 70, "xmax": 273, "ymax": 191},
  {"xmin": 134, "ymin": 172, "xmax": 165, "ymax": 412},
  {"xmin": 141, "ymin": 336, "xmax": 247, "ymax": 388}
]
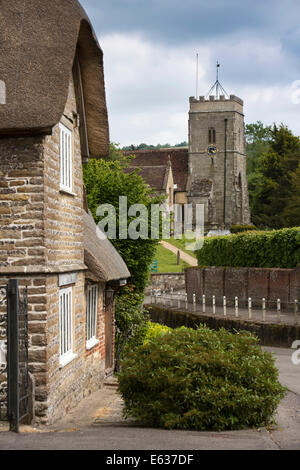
[
  {"xmin": 196, "ymin": 227, "xmax": 300, "ymax": 268},
  {"xmin": 118, "ymin": 325, "xmax": 286, "ymax": 431}
]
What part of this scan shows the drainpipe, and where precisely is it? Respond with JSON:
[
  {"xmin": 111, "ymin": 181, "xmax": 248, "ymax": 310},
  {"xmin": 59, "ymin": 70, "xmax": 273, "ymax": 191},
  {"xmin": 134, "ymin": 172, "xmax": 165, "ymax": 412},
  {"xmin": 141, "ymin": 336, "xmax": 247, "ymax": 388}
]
[{"xmin": 223, "ymin": 118, "xmax": 228, "ymax": 228}]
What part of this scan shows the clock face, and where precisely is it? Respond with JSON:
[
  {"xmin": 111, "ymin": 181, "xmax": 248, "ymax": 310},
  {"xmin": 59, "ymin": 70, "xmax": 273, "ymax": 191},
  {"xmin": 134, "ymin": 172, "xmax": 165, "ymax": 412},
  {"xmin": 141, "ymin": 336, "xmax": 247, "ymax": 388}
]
[{"xmin": 207, "ymin": 145, "xmax": 218, "ymax": 156}]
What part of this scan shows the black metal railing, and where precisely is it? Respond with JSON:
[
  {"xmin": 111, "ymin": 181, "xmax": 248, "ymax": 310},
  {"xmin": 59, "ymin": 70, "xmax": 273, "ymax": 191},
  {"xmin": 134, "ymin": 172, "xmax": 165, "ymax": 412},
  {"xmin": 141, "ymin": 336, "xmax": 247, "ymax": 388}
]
[
  {"xmin": 0, "ymin": 285, "xmax": 7, "ymax": 421},
  {"xmin": 7, "ymin": 280, "xmax": 29, "ymax": 432}
]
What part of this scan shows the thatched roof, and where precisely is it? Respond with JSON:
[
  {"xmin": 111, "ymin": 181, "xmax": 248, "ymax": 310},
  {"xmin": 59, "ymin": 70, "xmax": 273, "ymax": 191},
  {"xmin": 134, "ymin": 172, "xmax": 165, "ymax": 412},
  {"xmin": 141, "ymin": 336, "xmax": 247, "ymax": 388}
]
[
  {"xmin": 83, "ymin": 211, "xmax": 130, "ymax": 283},
  {"xmin": 0, "ymin": 0, "xmax": 109, "ymax": 157}
]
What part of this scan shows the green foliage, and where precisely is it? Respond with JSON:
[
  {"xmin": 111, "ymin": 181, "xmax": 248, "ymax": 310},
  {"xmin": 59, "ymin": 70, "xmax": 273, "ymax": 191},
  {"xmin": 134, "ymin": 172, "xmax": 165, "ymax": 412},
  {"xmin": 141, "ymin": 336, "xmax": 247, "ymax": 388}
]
[
  {"xmin": 107, "ymin": 142, "xmax": 124, "ymax": 161},
  {"xmin": 122, "ymin": 142, "xmax": 188, "ymax": 151},
  {"xmin": 245, "ymin": 121, "xmax": 272, "ymax": 175},
  {"xmin": 282, "ymin": 163, "xmax": 300, "ymax": 227},
  {"xmin": 118, "ymin": 326, "xmax": 286, "ymax": 431},
  {"xmin": 246, "ymin": 122, "xmax": 300, "ymax": 229},
  {"xmin": 196, "ymin": 227, "xmax": 300, "ymax": 268},
  {"xmin": 123, "ymin": 321, "xmax": 171, "ymax": 357},
  {"xmin": 142, "ymin": 322, "xmax": 171, "ymax": 344},
  {"xmin": 230, "ymin": 225, "xmax": 256, "ymax": 234},
  {"xmin": 83, "ymin": 154, "xmax": 163, "ymax": 292},
  {"xmin": 114, "ymin": 286, "xmax": 148, "ymax": 370},
  {"xmin": 83, "ymin": 146, "xmax": 165, "ymax": 370}
]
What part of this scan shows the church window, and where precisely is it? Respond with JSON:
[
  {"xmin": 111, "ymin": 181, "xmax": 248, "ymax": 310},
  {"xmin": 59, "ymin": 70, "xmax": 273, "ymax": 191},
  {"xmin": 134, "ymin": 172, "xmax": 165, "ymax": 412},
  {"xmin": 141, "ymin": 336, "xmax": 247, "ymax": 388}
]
[
  {"xmin": 209, "ymin": 128, "xmax": 216, "ymax": 144},
  {"xmin": 238, "ymin": 173, "xmax": 242, "ymax": 188}
]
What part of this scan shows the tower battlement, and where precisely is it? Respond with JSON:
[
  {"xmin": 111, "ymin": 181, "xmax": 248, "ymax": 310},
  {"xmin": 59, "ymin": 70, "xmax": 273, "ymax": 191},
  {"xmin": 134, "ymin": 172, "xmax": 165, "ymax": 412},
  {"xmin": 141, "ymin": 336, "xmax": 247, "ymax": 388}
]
[
  {"xmin": 189, "ymin": 94, "xmax": 243, "ymax": 105},
  {"xmin": 189, "ymin": 94, "xmax": 244, "ymax": 114}
]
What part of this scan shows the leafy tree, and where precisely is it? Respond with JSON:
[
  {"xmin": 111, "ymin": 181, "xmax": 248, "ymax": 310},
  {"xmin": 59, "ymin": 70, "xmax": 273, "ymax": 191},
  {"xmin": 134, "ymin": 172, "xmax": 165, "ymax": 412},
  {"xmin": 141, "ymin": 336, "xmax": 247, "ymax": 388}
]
[
  {"xmin": 122, "ymin": 141, "xmax": 187, "ymax": 151},
  {"xmin": 105, "ymin": 142, "xmax": 124, "ymax": 161},
  {"xmin": 245, "ymin": 121, "xmax": 272, "ymax": 175},
  {"xmin": 282, "ymin": 162, "xmax": 300, "ymax": 227},
  {"xmin": 83, "ymin": 155, "xmax": 165, "ymax": 368},
  {"xmin": 83, "ymin": 155, "xmax": 163, "ymax": 291},
  {"xmin": 248, "ymin": 123, "xmax": 300, "ymax": 228},
  {"xmin": 174, "ymin": 141, "xmax": 188, "ymax": 147}
]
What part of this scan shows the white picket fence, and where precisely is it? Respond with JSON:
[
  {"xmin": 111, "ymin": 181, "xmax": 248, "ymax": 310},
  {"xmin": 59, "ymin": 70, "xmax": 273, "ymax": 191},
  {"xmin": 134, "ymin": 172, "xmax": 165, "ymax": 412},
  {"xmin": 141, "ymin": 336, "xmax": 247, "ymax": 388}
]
[{"xmin": 150, "ymin": 289, "xmax": 299, "ymax": 325}]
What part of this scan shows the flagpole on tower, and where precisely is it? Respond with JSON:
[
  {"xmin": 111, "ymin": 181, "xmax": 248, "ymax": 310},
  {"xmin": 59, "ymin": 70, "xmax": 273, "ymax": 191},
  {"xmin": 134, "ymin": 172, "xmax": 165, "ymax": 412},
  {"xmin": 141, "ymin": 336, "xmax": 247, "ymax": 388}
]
[{"xmin": 196, "ymin": 53, "xmax": 199, "ymax": 99}]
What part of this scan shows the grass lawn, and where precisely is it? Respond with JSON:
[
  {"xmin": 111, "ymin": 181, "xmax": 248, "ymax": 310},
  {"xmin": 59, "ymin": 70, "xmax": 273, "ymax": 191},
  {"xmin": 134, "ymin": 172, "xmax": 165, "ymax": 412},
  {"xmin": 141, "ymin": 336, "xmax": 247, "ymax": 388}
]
[
  {"xmin": 162, "ymin": 236, "xmax": 197, "ymax": 259},
  {"xmin": 153, "ymin": 244, "xmax": 190, "ymax": 273}
]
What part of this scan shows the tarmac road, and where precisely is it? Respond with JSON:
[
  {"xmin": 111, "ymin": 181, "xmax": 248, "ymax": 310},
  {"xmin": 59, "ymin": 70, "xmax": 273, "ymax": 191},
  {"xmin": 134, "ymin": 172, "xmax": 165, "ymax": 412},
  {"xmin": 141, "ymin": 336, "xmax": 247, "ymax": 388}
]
[{"xmin": 0, "ymin": 346, "xmax": 299, "ymax": 450}]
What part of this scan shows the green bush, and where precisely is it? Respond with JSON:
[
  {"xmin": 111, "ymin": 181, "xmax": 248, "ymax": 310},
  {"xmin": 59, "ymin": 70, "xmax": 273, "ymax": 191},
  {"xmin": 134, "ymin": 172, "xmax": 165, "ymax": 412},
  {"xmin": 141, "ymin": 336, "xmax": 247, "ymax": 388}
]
[
  {"xmin": 143, "ymin": 322, "xmax": 171, "ymax": 344},
  {"xmin": 118, "ymin": 326, "xmax": 286, "ymax": 431},
  {"xmin": 122, "ymin": 321, "xmax": 170, "ymax": 358},
  {"xmin": 196, "ymin": 227, "xmax": 300, "ymax": 268},
  {"xmin": 230, "ymin": 224, "xmax": 256, "ymax": 234},
  {"xmin": 115, "ymin": 287, "xmax": 147, "ymax": 370}
]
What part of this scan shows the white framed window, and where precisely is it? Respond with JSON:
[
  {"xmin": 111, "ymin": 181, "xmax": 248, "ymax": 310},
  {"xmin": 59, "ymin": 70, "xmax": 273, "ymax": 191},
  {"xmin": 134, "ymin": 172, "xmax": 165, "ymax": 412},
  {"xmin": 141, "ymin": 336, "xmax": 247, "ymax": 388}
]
[
  {"xmin": 59, "ymin": 123, "xmax": 73, "ymax": 193},
  {"xmin": 86, "ymin": 284, "xmax": 99, "ymax": 350},
  {"xmin": 59, "ymin": 287, "xmax": 76, "ymax": 367}
]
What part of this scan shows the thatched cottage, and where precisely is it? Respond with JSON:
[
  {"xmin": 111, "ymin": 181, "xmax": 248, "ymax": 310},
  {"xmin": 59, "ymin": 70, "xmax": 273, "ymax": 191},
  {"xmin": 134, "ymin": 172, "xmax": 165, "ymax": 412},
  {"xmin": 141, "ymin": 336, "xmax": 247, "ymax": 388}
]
[{"xmin": 0, "ymin": 0, "xmax": 130, "ymax": 425}]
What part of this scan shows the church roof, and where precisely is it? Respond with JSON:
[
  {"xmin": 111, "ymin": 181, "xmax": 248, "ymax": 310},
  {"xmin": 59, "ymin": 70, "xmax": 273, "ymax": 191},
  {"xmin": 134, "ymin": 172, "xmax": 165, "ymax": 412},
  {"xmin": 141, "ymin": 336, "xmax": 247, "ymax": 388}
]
[
  {"xmin": 123, "ymin": 148, "xmax": 189, "ymax": 192},
  {"xmin": 0, "ymin": 0, "xmax": 109, "ymax": 158},
  {"xmin": 124, "ymin": 165, "xmax": 170, "ymax": 192}
]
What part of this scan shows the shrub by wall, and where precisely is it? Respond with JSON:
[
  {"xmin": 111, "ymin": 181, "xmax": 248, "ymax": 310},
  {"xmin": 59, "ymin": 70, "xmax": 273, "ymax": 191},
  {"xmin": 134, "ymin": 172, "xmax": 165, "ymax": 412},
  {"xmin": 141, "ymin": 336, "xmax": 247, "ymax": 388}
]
[
  {"xmin": 196, "ymin": 227, "xmax": 300, "ymax": 268},
  {"xmin": 118, "ymin": 325, "xmax": 285, "ymax": 431}
]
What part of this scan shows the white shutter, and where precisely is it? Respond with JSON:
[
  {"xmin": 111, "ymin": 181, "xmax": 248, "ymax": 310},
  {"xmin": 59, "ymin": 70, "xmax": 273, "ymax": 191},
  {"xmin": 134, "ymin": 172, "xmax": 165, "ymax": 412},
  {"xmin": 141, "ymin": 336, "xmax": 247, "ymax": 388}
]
[
  {"xmin": 86, "ymin": 285, "xmax": 99, "ymax": 349},
  {"xmin": 59, "ymin": 287, "xmax": 74, "ymax": 365},
  {"xmin": 59, "ymin": 123, "xmax": 73, "ymax": 193}
]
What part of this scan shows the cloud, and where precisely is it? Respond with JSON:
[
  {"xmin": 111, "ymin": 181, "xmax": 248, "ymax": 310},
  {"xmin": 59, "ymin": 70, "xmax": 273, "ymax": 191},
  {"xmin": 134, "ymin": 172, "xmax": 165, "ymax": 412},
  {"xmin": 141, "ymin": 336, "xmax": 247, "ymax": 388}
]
[
  {"xmin": 99, "ymin": 32, "xmax": 300, "ymax": 145},
  {"xmin": 78, "ymin": 1, "xmax": 300, "ymax": 145},
  {"xmin": 82, "ymin": 0, "xmax": 300, "ymax": 48}
]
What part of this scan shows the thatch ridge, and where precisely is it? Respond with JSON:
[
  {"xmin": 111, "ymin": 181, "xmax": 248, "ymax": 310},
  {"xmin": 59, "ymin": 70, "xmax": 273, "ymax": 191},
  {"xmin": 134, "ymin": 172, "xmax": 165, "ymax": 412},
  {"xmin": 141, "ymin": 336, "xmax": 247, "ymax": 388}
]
[{"xmin": 0, "ymin": 0, "xmax": 109, "ymax": 157}]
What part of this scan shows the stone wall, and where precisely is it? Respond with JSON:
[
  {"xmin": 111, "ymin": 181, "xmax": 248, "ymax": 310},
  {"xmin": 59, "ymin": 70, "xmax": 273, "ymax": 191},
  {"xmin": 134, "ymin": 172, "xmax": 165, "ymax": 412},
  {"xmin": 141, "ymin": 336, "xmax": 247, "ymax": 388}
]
[
  {"xmin": 43, "ymin": 79, "xmax": 85, "ymax": 273},
  {"xmin": 145, "ymin": 304, "xmax": 300, "ymax": 348},
  {"xmin": 0, "ymin": 136, "xmax": 45, "ymax": 272},
  {"xmin": 145, "ymin": 273, "xmax": 185, "ymax": 294},
  {"xmin": 185, "ymin": 266, "xmax": 300, "ymax": 307},
  {"xmin": 0, "ymin": 74, "xmax": 110, "ymax": 425},
  {"xmin": 0, "ymin": 274, "xmax": 48, "ymax": 422},
  {"xmin": 46, "ymin": 275, "xmax": 107, "ymax": 425}
]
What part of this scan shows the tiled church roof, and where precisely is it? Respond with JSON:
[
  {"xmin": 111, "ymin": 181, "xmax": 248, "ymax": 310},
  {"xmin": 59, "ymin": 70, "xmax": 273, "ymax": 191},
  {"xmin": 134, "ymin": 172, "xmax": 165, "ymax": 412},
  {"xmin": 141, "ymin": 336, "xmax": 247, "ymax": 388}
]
[
  {"xmin": 124, "ymin": 165, "xmax": 169, "ymax": 191},
  {"xmin": 123, "ymin": 148, "xmax": 189, "ymax": 191}
]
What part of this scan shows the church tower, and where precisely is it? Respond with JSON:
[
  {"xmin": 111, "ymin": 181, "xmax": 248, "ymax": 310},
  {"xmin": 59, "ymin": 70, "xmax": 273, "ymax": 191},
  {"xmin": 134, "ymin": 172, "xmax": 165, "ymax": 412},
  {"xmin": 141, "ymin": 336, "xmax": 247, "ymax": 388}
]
[{"xmin": 187, "ymin": 69, "xmax": 251, "ymax": 231}]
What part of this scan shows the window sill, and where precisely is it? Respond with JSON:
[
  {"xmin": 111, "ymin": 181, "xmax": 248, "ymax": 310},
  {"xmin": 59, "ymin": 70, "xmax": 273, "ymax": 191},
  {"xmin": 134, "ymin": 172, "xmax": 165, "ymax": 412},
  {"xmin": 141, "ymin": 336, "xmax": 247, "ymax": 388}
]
[
  {"xmin": 86, "ymin": 338, "xmax": 100, "ymax": 351},
  {"xmin": 59, "ymin": 187, "xmax": 77, "ymax": 197},
  {"xmin": 59, "ymin": 352, "xmax": 78, "ymax": 369}
]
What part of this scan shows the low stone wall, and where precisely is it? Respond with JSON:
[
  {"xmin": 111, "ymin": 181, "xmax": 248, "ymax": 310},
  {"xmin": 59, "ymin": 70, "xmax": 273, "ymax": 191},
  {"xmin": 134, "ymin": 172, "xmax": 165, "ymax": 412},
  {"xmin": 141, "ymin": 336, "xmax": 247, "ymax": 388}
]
[
  {"xmin": 145, "ymin": 273, "xmax": 185, "ymax": 295},
  {"xmin": 185, "ymin": 266, "xmax": 300, "ymax": 306},
  {"xmin": 145, "ymin": 304, "xmax": 300, "ymax": 348}
]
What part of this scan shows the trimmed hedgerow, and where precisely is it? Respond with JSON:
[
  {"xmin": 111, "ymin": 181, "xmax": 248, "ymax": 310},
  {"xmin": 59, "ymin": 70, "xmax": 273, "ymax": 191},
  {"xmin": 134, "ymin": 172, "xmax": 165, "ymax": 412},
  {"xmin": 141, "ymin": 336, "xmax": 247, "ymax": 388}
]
[
  {"xmin": 230, "ymin": 224, "xmax": 257, "ymax": 234},
  {"xmin": 196, "ymin": 227, "xmax": 300, "ymax": 268},
  {"xmin": 118, "ymin": 326, "xmax": 285, "ymax": 431}
]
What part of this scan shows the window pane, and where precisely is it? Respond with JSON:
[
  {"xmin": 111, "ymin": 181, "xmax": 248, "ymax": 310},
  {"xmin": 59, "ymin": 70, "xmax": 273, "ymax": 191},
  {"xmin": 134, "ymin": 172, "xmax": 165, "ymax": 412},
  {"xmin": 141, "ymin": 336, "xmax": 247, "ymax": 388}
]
[
  {"xmin": 86, "ymin": 285, "xmax": 98, "ymax": 343},
  {"xmin": 59, "ymin": 288, "xmax": 73, "ymax": 359},
  {"xmin": 59, "ymin": 124, "xmax": 72, "ymax": 191}
]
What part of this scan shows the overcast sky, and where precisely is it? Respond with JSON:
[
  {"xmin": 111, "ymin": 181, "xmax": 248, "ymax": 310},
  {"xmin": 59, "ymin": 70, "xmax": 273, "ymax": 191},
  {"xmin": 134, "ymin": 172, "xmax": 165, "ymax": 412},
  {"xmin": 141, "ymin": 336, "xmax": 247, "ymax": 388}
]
[{"xmin": 81, "ymin": 0, "xmax": 300, "ymax": 147}]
